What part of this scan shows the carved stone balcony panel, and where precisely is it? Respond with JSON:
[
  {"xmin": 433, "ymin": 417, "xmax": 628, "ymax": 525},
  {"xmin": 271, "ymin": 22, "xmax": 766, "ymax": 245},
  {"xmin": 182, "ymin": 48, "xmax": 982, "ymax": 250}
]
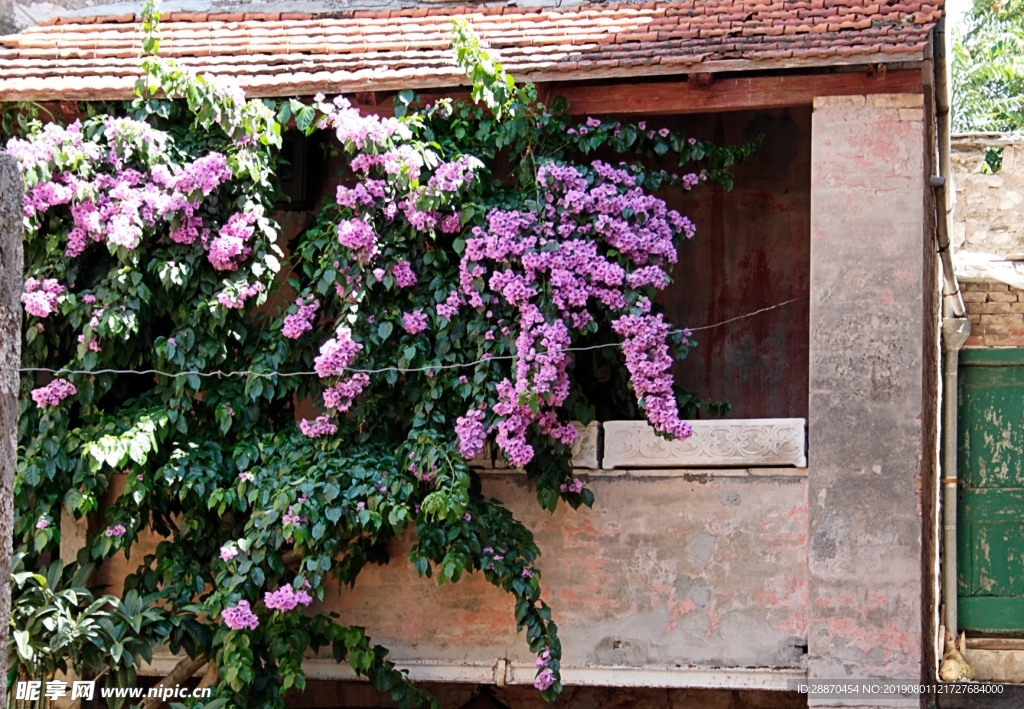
[{"xmin": 602, "ymin": 419, "xmax": 807, "ymax": 470}]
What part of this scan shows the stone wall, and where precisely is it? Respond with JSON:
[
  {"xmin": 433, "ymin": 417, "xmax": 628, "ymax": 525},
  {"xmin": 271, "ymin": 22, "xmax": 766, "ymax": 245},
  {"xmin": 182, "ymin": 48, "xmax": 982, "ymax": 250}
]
[
  {"xmin": 952, "ymin": 135, "xmax": 1024, "ymax": 258},
  {"xmin": 1, "ymin": 0, "xmax": 89, "ymax": 33},
  {"xmin": 952, "ymin": 134, "xmax": 1024, "ymax": 347}
]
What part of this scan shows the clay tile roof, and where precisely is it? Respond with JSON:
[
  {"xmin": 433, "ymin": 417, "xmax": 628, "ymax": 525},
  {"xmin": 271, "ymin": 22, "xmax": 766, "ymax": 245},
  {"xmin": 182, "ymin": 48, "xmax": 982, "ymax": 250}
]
[{"xmin": 0, "ymin": 1, "xmax": 941, "ymax": 101}]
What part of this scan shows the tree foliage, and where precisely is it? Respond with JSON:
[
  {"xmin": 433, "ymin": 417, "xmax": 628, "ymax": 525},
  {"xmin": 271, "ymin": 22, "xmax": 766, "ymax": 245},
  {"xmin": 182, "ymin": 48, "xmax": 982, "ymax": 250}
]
[{"xmin": 953, "ymin": 0, "xmax": 1024, "ymax": 134}]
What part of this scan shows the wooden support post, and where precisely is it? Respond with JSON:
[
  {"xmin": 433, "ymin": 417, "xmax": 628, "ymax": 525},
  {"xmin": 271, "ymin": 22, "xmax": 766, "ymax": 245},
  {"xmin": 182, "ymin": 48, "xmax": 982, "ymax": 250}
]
[
  {"xmin": 0, "ymin": 150, "xmax": 24, "ymax": 701},
  {"xmin": 60, "ymin": 510, "xmax": 89, "ymax": 564}
]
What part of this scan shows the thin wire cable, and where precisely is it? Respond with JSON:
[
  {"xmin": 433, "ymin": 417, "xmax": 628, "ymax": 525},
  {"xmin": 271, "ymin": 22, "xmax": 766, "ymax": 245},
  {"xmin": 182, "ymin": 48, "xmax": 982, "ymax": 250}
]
[{"xmin": 7, "ymin": 295, "xmax": 808, "ymax": 379}]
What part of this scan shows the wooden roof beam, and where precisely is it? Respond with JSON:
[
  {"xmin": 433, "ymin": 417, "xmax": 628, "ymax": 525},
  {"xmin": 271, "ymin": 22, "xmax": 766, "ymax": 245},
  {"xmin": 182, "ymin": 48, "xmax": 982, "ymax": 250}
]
[{"xmin": 554, "ymin": 69, "xmax": 923, "ymax": 116}]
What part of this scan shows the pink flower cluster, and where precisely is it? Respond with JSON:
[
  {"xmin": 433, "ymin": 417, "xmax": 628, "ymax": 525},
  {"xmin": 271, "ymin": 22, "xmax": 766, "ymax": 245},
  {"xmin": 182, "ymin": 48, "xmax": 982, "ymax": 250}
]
[
  {"xmin": 391, "ymin": 260, "xmax": 417, "ymax": 288},
  {"xmin": 21, "ymin": 278, "xmax": 65, "ymax": 318},
  {"xmin": 559, "ymin": 478, "xmax": 585, "ymax": 494},
  {"xmin": 310, "ymin": 109, "xmax": 699, "ymax": 462},
  {"xmin": 322, "ymin": 373, "xmax": 369, "ymax": 412},
  {"xmin": 402, "ymin": 310, "xmax": 428, "ymax": 335},
  {"xmin": 218, "ymin": 281, "xmax": 264, "ymax": 309},
  {"xmin": 612, "ymin": 313, "xmax": 694, "ymax": 440},
  {"xmin": 681, "ymin": 173, "xmax": 703, "ymax": 190},
  {"xmin": 263, "ymin": 583, "xmax": 313, "ymax": 612},
  {"xmin": 208, "ymin": 212, "xmax": 256, "ymax": 271},
  {"xmin": 427, "ymin": 155, "xmax": 479, "ymax": 193},
  {"xmin": 492, "ymin": 314, "xmax": 576, "ymax": 467},
  {"xmin": 321, "ymin": 96, "xmax": 400, "ymax": 151},
  {"xmin": 31, "ymin": 379, "xmax": 76, "ymax": 408},
  {"xmin": 7, "ymin": 118, "xmax": 259, "ymax": 272},
  {"xmin": 220, "ymin": 542, "xmax": 239, "ymax": 561},
  {"xmin": 104, "ymin": 524, "xmax": 127, "ymax": 538},
  {"xmin": 382, "ymin": 146, "xmax": 424, "ymax": 180},
  {"xmin": 534, "ymin": 646, "xmax": 555, "ymax": 690},
  {"xmin": 455, "ymin": 408, "xmax": 487, "ymax": 460},
  {"xmin": 173, "ymin": 153, "xmax": 233, "ymax": 196},
  {"xmin": 437, "ymin": 290, "xmax": 463, "ymax": 320},
  {"xmin": 282, "ymin": 297, "xmax": 320, "ymax": 338},
  {"xmin": 535, "ymin": 646, "xmax": 552, "ymax": 668},
  {"xmin": 311, "ymin": 328, "xmax": 370, "ymax": 413},
  {"xmin": 282, "ymin": 505, "xmax": 307, "ymax": 527},
  {"xmin": 299, "ymin": 415, "xmax": 337, "ymax": 438},
  {"xmin": 23, "ymin": 178, "xmax": 74, "ymax": 220},
  {"xmin": 534, "ymin": 669, "xmax": 555, "ymax": 691},
  {"xmin": 444, "ymin": 161, "xmax": 696, "ymax": 465},
  {"xmin": 336, "ymin": 179, "xmax": 386, "ymax": 208},
  {"xmin": 222, "ymin": 600, "xmax": 260, "ymax": 631},
  {"xmin": 314, "ymin": 328, "xmax": 362, "ymax": 377},
  {"xmin": 337, "ymin": 218, "xmax": 378, "ymax": 261}
]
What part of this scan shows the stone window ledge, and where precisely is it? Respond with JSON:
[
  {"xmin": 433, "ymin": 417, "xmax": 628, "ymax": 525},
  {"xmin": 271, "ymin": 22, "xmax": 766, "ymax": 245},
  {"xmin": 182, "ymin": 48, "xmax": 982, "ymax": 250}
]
[
  {"xmin": 138, "ymin": 650, "xmax": 806, "ymax": 690},
  {"xmin": 471, "ymin": 418, "xmax": 807, "ymax": 472}
]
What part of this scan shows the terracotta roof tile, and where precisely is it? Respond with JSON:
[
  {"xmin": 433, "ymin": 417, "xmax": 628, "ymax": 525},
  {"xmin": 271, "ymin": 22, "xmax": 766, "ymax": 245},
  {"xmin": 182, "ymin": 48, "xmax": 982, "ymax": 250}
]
[{"xmin": 0, "ymin": 1, "xmax": 941, "ymax": 101}]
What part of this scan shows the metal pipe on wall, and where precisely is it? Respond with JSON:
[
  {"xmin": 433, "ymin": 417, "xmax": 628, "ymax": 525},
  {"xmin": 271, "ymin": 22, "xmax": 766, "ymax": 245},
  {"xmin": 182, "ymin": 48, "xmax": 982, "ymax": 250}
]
[
  {"xmin": 933, "ymin": 17, "xmax": 966, "ymax": 320},
  {"xmin": 933, "ymin": 16, "xmax": 971, "ymax": 641},
  {"xmin": 941, "ymin": 319, "xmax": 969, "ymax": 639}
]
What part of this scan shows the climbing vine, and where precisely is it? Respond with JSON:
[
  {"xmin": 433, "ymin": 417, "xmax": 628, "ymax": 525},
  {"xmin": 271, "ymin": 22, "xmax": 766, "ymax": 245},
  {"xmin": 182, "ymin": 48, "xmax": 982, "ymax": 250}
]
[{"xmin": 6, "ymin": 1, "xmax": 756, "ymax": 706}]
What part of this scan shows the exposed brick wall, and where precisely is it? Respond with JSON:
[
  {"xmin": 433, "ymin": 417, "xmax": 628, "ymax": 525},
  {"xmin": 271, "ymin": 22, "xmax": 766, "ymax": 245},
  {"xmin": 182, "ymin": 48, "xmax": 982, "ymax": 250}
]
[{"xmin": 962, "ymin": 281, "xmax": 1024, "ymax": 347}]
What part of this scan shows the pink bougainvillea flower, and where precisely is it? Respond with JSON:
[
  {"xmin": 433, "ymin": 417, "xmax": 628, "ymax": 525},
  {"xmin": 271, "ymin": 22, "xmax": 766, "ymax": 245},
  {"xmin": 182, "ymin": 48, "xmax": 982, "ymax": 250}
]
[
  {"xmin": 220, "ymin": 543, "xmax": 239, "ymax": 561},
  {"xmin": 282, "ymin": 297, "xmax": 319, "ymax": 338},
  {"xmin": 21, "ymin": 278, "xmax": 64, "ymax": 318},
  {"xmin": 31, "ymin": 379, "xmax": 76, "ymax": 408},
  {"xmin": 263, "ymin": 583, "xmax": 313, "ymax": 612},
  {"xmin": 222, "ymin": 600, "xmax": 260, "ymax": 631},
  {"xmin": 402, "ymin": 309, "xmax": 428, "ymax": 335},
  {"xmin": 104, "ymin": 524, "xmax": 127, "ymax": 538},
  {"xmin": 299, "ymin": 415, "xmax": 337, "ymax": 438}
]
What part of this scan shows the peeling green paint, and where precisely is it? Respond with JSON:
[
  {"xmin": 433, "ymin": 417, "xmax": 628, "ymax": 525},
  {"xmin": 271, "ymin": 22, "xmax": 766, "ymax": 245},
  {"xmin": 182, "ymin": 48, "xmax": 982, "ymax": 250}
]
[{"xmin": 958, "ymin": 349, "xmax": 1024, "ymax": 632}]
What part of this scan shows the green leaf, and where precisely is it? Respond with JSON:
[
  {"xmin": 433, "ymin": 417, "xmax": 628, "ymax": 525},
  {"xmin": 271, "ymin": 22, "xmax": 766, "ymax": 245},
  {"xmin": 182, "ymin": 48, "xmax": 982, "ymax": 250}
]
[{"xmin": 295, "ymin": 105, "xmax": 316, "ymax": 132}]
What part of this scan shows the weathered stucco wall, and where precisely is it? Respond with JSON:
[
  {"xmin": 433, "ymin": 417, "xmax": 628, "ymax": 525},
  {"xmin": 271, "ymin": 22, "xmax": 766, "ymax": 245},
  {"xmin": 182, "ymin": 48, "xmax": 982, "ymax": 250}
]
[
  {"xmin": 325, "ymin": 474, "xmax": 809, "ymax": 675},
  {"xmin": 808, "ymin": 94, "xmax": 927, "ymax": 707},
  {"xmin": 94, "ymin": 471, "xmax": 811, "ymax": 688}
]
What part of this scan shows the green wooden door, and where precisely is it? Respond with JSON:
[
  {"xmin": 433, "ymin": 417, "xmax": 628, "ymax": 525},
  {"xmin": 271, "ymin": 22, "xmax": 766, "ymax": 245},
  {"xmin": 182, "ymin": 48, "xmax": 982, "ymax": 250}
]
[{"xmin": 959, "ymin": 348, "xmax": 1024, "ymax": 633}]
